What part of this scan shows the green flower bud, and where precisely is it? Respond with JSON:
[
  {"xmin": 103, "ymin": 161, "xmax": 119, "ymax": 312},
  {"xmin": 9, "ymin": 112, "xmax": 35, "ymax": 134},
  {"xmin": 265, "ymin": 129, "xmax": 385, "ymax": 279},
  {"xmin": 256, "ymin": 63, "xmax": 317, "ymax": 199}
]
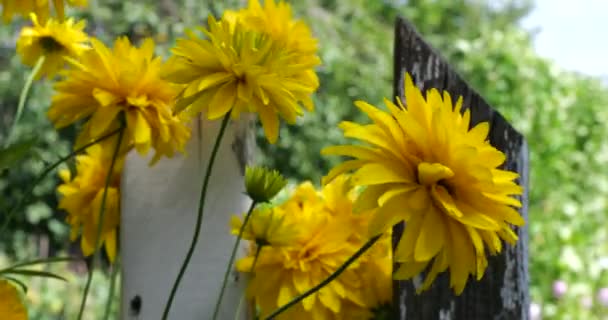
[{"xmin": 244, "ymin": 166, "xmax": 287, "ymax": 203}]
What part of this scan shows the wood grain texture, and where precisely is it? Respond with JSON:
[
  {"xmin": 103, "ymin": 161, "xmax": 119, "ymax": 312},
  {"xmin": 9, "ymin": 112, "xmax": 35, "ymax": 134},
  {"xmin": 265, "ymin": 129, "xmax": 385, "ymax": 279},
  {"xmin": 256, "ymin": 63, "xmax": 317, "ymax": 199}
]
[{"xmin": 392, "ymin": 17, "xmax": 530, "ymax": 320}]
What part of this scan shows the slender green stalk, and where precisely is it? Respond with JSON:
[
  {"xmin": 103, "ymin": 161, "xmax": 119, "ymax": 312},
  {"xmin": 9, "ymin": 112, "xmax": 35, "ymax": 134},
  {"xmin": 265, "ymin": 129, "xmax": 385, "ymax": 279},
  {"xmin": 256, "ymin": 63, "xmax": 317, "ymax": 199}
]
[
  {"xmin": 234, "ymin": 245, "xmax": 263, "ymax": 320},
  {"xmin": 264, "ymin": 235, "xmax": 382, "ymax": 319},
  {"xmin": 1, "ymin": 128, "xmax": 122, "ymax": 234},
  {"xmin": 212, "ymin": 200, "xmax": 258, "ymax": 320},
  {"xmin": 161, "ymin": 113, "xmax": 232, "ymax": 320},
  {"xmin": 76, "ymin": 126, "xmax": 125, "ymax": 320},
  {"xmin": 103, "ymin": 257, "xmax": 120, "ymax": 320},
  {"xmin": 0, "ymin": 256, "xmax": 77, "ymax": 273},
  {"xmin": 6, "ymin": 56, "xmax": 45, "ymax": 146}
]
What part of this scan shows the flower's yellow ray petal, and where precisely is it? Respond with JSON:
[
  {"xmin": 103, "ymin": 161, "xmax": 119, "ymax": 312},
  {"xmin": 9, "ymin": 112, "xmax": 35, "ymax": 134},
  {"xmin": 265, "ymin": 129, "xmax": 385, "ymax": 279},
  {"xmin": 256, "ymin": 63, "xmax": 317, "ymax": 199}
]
[
  {"xmin": 414, "ymin": 206, "xmax": 445, "ymax": 261},
  {"xmin": 353, "ymin": 163, "xmax": 412, "ymax": 186},
  {"xmin": 393, "ymin": 261, "xmax": 427, "ymax": 280},
  {"xmin": 207, "ymin": 80, "xmax": 237, "ymax": 120}
]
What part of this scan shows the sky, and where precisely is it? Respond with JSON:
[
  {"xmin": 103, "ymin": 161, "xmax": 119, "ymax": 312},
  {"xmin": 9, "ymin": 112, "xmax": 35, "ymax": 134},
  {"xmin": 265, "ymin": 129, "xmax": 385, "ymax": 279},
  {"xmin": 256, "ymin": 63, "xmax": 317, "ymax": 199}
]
[{"xmin": 521, "ymin": 0, "xmax": 608, "ymax": 77}]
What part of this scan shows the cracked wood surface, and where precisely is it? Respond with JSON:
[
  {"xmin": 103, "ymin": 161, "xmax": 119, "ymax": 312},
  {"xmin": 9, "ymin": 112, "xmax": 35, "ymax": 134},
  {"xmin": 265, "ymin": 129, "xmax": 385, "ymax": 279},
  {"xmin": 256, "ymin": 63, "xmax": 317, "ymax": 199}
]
[{"xmin": 392, "ymin": 16, "xmax": 529, "ymax": 320}]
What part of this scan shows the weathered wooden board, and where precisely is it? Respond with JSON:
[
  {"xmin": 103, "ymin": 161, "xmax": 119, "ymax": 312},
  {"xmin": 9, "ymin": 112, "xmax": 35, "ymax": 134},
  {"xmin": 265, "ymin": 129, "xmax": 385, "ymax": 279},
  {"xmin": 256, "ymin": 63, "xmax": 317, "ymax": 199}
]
[
  {"xmin": 120, "ymin": 115, "xmax": 255, "ymax": 319},
  {"xmin": 393, "ymin": 16, "xmax": 530, "ymax": 320}
]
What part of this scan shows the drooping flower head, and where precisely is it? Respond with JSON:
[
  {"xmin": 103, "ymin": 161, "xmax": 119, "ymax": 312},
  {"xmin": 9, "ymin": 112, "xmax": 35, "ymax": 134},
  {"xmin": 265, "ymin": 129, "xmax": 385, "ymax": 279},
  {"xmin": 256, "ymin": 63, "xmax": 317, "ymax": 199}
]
[
  {"xmin": 1, "ymin": 0, "xmax": 88, "ymax": 23},
  {"xmin": 57, "ymin": 141, "xmax": 122, "ymax": 262},
  {"xmin": 16, "ymin": 14, "xmax": 88, "ymax": 78},
  {"xmin": 48, "ymin": 37, "xmax": 190, "ymax": 164},
  {"xmin": 235, "ymin": 177, "xmax": 392, "ymax": 319},
  {"xmin": 0, "ymin": 279, "xmax": 27, "ymax": 320},
  {"xmin": 322, "ymin": 73, "xmax": 524, "ymax": 294},
  {"xmin": 162, "ymin": 8, "xmax": 320, "ymax": 144}
]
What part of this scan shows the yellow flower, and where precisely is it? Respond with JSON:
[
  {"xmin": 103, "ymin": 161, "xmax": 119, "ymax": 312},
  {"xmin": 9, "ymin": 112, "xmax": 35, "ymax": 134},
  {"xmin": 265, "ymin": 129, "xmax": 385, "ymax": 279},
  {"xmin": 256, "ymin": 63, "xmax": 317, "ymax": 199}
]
[
  {"xmin": 162, "ymin": 12, "xmax": 320, "ymax": 143},
  {"xmin": 48, "ymin": 36, "xmax": 190, "ymax": 164},
  {"xmin": 0, "ymin": 279, "xmax": 27, "ymax": 320},
  {"xmin": 322, "ymin": 73, "xmax": 524, "ymax": 295},
  {"xmin": 57, "ymin": 141, "xmax": 123, "ymax": 262},
  {"xmin": 233, "ymin": 0, "xmax": 318, "ymax": 56},
  {"xmin": 16, "ymin": 13, "xmax": 88, "ymax": 78},
  {"xmin": 1, "ymin": 0, "xmax": 87, "ymax": 23},
  {"xmin": 226, "ymin": 0, "xmax": 319, "ymax": 89},
  {"xmin": 236, "ymin": 178, "xmax": 392, "ymax": 319},
  {"xmin": 230, "ymin": 206, "xmax": 299, "ymax": 247}
]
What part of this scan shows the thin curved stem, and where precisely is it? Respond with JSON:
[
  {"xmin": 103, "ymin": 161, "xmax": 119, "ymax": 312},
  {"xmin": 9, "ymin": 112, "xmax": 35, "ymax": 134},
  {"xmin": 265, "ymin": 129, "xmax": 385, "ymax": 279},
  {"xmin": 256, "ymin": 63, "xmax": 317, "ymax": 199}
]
[
  {"xmin": 1, "ymin": 128, "xmax": 122, "ymax": 234},
  {"xmin": 76, "ymin": 126, "xmax": 125, "ymax": 320},
  {"xmin": 161, "ymin": 113, "xmax": 232, "ymax": 320},
  {"xmin": 234, "ymin": 245, "xmax": 263, "ymax": 320},
  {"xmin": 213, "ymin": 200, "xmax": 258, "ymax": 320},
  {"xmin": 103, "ymin": 256, "xmax": 121, "ymax": 320},
  {"xmin": 264, "ymin": 235, "xmax": 381, "ymax": 319},
  {"xmin": 6, "ymin": 56, "xmax": 45, "ymax": 146}
]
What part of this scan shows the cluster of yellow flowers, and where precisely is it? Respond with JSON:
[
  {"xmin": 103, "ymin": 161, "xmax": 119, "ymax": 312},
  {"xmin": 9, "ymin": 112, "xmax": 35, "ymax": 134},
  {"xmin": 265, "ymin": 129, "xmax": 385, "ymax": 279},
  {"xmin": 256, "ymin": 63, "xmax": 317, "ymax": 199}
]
[
  {"xmin": 2, "ymin": 0, "xmax": 526, "ymax": 318},
  {"xmin": 7, "ymin": 0, "xmax": 191, "ymax": 263},
  {"xmin": 233, "ymin": 176, "xmax": 393, "ymax": 319}
]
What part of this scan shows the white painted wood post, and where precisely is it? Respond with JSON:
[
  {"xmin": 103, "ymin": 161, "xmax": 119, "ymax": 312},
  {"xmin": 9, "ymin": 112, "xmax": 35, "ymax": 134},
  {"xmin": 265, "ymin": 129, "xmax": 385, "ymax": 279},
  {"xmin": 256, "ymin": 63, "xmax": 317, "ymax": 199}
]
[{"xmin": 120, "ymin": 116, "xmax": 254, "ymax": 319}]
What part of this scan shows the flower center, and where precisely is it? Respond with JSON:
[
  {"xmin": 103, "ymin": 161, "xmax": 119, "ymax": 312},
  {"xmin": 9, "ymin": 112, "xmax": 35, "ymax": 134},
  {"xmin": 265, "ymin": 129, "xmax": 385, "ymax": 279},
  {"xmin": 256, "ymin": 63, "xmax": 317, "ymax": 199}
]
[
  {"xmin": 417, "ymin": 162, "xmax": 454, "ymax": 186},
  {"xmin": 39, "ymin": 36, "xmax": 64, "ymax": 53}
]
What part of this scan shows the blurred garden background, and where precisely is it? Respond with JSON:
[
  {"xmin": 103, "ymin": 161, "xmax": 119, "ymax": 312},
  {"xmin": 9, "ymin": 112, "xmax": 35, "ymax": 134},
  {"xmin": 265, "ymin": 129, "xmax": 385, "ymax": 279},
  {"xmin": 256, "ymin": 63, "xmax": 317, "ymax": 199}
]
[{"xmin": 1, "ymin": 0, "xmax": 608, "ymax": 318}]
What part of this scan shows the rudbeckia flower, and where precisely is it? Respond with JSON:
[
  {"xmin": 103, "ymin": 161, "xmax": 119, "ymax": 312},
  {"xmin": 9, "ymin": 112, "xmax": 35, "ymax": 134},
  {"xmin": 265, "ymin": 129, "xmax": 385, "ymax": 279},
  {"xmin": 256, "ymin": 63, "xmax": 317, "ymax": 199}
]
[
  {"xmin": 162, "ymin": 11, "xmax": 320, "ymax": 143},
  {"xmin": 48, "ymin": 37, "xmax": 190, "ymax": 164},
  {"xmin": 57, "ymin": 141, "xmax": 122, "ymax": 262},
  {"xmin": 1, "ymin": 0, "xmax": 87, "ymax": 23},
  {"xmin": 231, "ymin": 206, "xmax": 299, "ymax": 247},
  {"xmin": 236, "ymin": 177, "xmax": 392, "ymax": 319},
  {"xmin": 0, "ymin": 279, "xmax": 27, "ymax": 320},
  {"xmin": 322, "ymin": 73, "xmax": 524, "ymax": 294},
  {"xmin": 16, "ymin": 13, "xmax": 88, "ymax": 78}
]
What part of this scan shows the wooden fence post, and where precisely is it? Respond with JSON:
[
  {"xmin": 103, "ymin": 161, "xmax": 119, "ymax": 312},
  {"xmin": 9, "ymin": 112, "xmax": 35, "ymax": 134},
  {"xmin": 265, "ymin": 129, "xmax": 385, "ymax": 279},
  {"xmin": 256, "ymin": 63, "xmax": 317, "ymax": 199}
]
[
  {"xmin": 392, "ymin": 17, "xmax": 530, "ymax": 319},
  {"xmin": 120, "ymin": 116, "xmax": 254, "ymax": 319}
]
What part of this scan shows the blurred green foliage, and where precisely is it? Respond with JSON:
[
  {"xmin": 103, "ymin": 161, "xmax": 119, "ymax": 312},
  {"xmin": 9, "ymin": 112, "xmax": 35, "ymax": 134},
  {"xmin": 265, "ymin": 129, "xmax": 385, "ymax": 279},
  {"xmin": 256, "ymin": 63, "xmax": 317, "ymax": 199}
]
[{"xmin": 2, "ymin": 0, "xmax": 608, "ymax": 318}]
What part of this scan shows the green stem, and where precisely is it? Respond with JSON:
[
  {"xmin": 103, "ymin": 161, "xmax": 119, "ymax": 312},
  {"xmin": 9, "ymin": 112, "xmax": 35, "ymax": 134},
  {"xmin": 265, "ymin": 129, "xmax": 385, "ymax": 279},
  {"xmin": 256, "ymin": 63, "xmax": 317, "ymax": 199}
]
[
  {"xmin": 264, "ymin": 235, "xmax": 381, "ymax": 319},
  {"xmin": 0, "ymin": 256, "xmax": 77, "ymax": 274},
  {"xmin": 212, "ymin": 200, "xmax": 258, "ymax": 320},
  {"xmin": 234, "ymin": 245, "xmax": 263, "ymax": 320},
  {"xmin": 1, "ymin": 128, "xmax": 122, "ymax": 234},
  {"xmin": 76, "ymin": 126, "xmax": 125, "ymax": 320},
  {"xmin": 161, "ymin": 113, "xmax": 232, "ymax": 320},
  {"xmin": 102, "ymin": 256, "xmax": 120, "ymax": 320},
  {"xmin": 6, "ymin": 56, "xmax": 45, "ymax": 146}
]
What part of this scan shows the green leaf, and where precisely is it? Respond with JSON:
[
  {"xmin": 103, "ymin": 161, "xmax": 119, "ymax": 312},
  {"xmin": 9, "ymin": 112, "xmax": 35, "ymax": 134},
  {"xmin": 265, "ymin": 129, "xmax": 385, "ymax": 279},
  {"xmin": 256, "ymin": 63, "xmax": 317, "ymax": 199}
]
[
  {"xmin": 0, "ymin": 137, "xmax": 38, "ymax": 171},
  {"xmin": 2, "ymin": 276, "xmax": 28, "ymax": 293},
  {"xmin": 0, "ymin": 269, "xmax": 68, "ymax": 282},
  {"xmin": 0, "ymin": 256, "xmax": 77, "ymax": 273}
]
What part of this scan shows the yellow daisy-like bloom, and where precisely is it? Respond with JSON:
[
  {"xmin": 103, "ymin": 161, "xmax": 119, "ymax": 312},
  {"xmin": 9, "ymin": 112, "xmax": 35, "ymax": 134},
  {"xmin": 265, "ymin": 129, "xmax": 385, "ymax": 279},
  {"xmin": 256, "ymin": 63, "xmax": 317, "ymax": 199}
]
[
  {"xmin": 226, "ymin": 0, "xmax": 319, "ymax": 94},
  {"xmin": 231, "ymin": 206, "xmax": 299, "ymax": 247},
  {"xmin": 48, "ymin": 36, "xmax": 190, "ymax": 164},
  {"xmin": 232, "ymin": 0, "xmax": 318, "ymax": 56},
  {"xmin": 236, "ymin": 177, "xmax": 392, "ymax": 319},
  {"xmin": 0, "ymin": 279, "xmax": 27, "ymax": 320},
  {"xmin": 322, "ymin": 73, "xmax": 524, "ymax": 295},
  {"xmin": 57, "ymin": 141, "xmax": 122, "ymax": 262},
  {"xmin": 1, "ymin": 0, "xmax": 87, "ymax": 23},
  {"xmin": 162, "ymin": 11, "xmax": 320, "ymax": 144},
  {"xmin": 16, "ymin": 13, "xmax": 88, "ymax": 78}
]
